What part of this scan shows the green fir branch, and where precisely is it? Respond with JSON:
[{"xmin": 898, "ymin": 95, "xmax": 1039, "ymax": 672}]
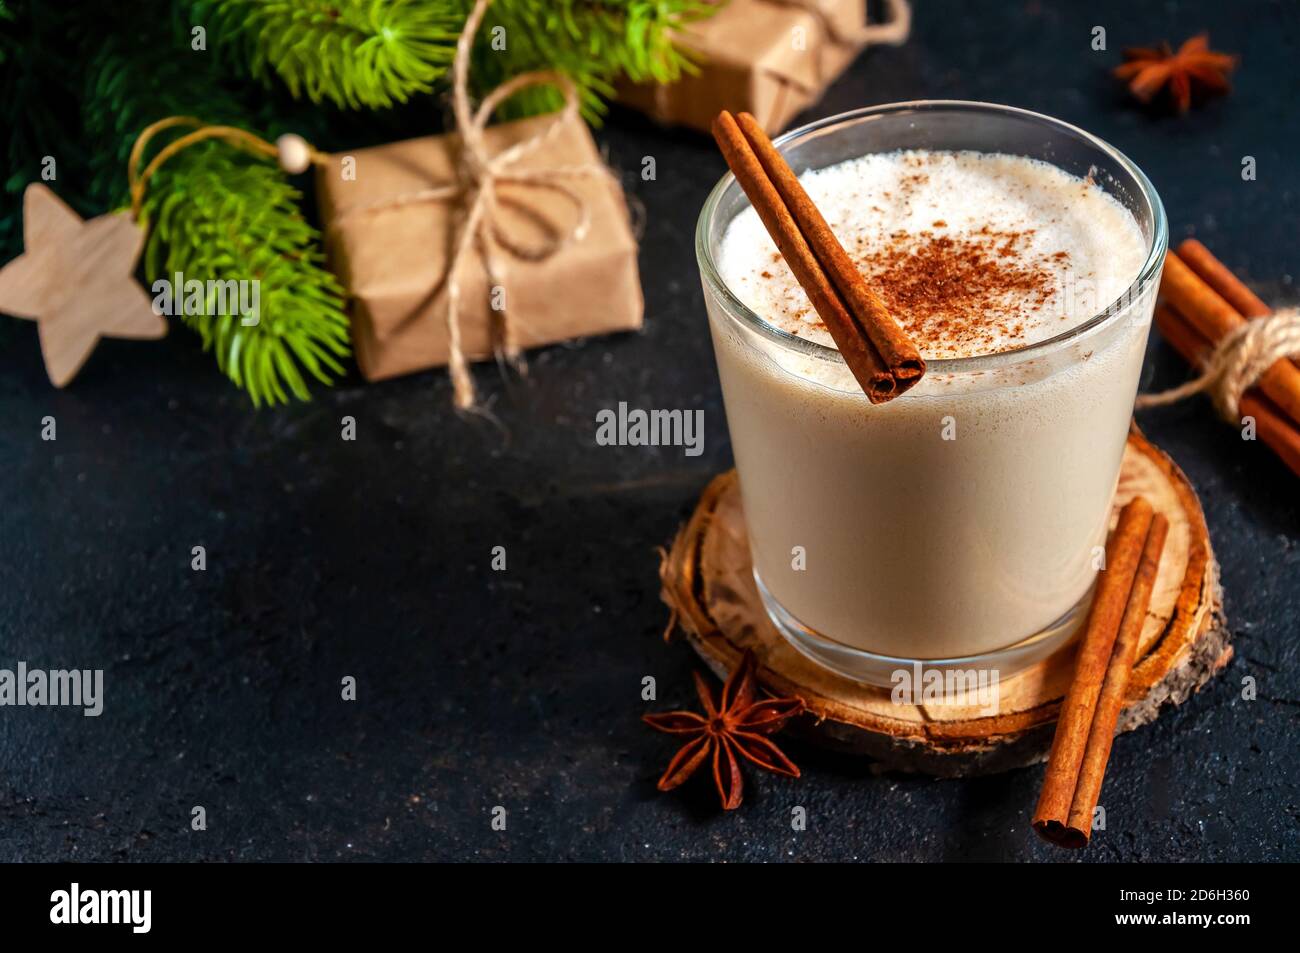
[
  {"xmin": 140, "ymin": 148, "xmax": 351, "ymax": 406},
  {"xmin": 82, "ymin": 28, "xmax": 254, "ymax": 208},
  {"xmin": 472, "ymin": 0, "xmax": 712, "ymax": 121},
  {"xmin": 2, "ymin": 0, "xmax": 714, "ymax": 393},
  {"xmin": 75, "ymin": 12, "xmax": 353, "ymax": 406},
  {"xmin": 4, "ymin": 0, "xmax": 355, "ymax": 402},
  {"xmin": 193, "ymin": 0, "xmax": 463, "ymax": 109},
  {"xmin": 187, "ymin": 0, "xmax": 711, "ymax": 120}
]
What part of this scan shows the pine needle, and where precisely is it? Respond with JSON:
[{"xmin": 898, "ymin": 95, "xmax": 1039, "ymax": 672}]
[
  {"xmin": 139, "ymin": 147, "xmax": 352, "ymax": 406},
  {"xmin": 194, "ymin": 0, "xmax": 463, "ymax": 109}
]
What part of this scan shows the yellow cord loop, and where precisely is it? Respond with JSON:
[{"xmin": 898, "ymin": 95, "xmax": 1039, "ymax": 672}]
[{"xmin": 127, "ymin": 116, "xmax": 327, "ymax": 219}]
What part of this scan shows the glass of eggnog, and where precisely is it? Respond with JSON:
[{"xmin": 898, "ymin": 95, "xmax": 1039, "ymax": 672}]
[{"xmin": 696, "ymin": 101, "xmax": 1167, "ymax": 685}]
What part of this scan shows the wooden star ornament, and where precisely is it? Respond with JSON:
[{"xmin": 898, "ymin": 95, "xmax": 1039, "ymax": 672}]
[{"xmin": 0, "ymin": 183, "xmax": 166, "ymax": 386}]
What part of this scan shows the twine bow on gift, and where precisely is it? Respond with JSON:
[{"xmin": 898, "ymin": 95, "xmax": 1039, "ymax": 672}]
[
  {"xmin": 1136, "ymin": 307, "xmax": 1300, "ymax": 422},
  {"xmin": 328, "ymin": 0, "xmax": 621, "ymax": 409}
]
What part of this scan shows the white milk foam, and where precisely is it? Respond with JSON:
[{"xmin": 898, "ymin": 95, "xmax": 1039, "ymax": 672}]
[{"xmin": 718, "ymin": 150, "xmax": 1147, "ymax": 359}]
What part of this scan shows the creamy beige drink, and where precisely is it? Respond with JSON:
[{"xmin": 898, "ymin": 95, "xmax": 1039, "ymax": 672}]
[{"xmin": 708, "ymin": 148, "xmax": 1153, "ymax": 663}]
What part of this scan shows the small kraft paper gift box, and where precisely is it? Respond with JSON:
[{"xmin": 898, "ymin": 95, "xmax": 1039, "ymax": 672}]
[
  {"xmin": 618, "ymin": 0, "xmax": 910, "ymax": 135},
  {"xmin": 317, "ymin": 110, "xmax": 643, "ymax": 388}
]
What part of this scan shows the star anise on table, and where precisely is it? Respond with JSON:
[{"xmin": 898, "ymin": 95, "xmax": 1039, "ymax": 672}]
[
  {"xmin": 1113, "ymin": 34, "xmax": 1237, "ymax": 113},
  {"xmin": 643, "ymin": 650, "xmax": 804, "ymax": 810}
]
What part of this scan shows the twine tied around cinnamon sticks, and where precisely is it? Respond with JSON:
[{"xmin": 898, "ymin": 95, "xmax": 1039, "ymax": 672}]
[
  {"xmin": 1136, "ymin": 304, "xmax": 1300, "ymax": 422},
  {"xmin": 1137, "ymin": 239, "xmax": 1300, "ymax": 476}
]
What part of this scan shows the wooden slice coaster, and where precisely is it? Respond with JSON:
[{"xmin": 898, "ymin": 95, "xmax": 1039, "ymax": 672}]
[{"xmin": 658, "ymin": 427, "xmax": 1232, "ymax": 777}]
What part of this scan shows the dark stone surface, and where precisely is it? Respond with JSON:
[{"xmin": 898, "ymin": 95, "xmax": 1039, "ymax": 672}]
[{"xmin": 1, "ymin": 1, "xmax": 1296, "ymax": 862}]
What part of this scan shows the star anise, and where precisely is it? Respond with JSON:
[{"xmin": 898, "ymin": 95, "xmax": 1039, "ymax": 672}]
[
  {"xmin": 643, "ymin": 651, "xmax": 804, "ymax": 810},
  {"xmin": 1113, "ymin": 34, "xmax": 1237, "ymax": 113}
]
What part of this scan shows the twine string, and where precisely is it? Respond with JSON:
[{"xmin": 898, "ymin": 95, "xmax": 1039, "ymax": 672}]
[
  {"xmin": 1136, "ymin": 307, "xmax": 1300, "ymax": 421},
  {"xmin": 127, "ymin": 118, "xmax": 328, "ymax": 219},
  {"xmin": 327, "ymin": 0, "xmax": 617, "ymax": 409}
]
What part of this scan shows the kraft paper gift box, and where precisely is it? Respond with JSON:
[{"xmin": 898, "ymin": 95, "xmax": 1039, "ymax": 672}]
[
  {"xmin": 618, "ymin": 0, "xmax": 908, "ymax": 135},
  {"xmin": 317, "ymin": 111, "xmax": 644, "ymax": 383}
]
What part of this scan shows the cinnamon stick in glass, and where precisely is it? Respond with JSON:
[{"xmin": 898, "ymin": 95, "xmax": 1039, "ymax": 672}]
[
  {"xmin": 733, "ymin": 112, "xmax": 926, "ymax": 391},
  {"xmin": 710, "ymin": 110, "xmax": 924, "ymax": 403},
  {"xmin": 1033, "ymin": 495, "xmax": 1154, "ymax": 848}
]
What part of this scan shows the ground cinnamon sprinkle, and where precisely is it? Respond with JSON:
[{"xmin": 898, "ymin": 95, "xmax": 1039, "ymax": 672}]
[
  {"xmin": 852, "ymin": 228, "xmax": 1061, "ymax": 355},
  {"xmin": 719, "ymin": 152, "xmax": 1149, "ymax": 360}
]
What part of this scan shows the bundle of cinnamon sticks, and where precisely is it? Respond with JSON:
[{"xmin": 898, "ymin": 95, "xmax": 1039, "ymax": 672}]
[
  {"xmin": 1156, "ymin": 239, "xmax": 1300, "ymax": 476},
  {"xmin": 1033, "ymin": 496, "xmax": 1169, "ymax": 848}
]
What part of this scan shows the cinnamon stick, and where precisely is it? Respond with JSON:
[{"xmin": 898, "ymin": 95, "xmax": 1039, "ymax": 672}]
[
  {"xmin": 1152, "ymin": 301, "xmax": 1212, "ymax": 366},
  {"xmin": 1160, "ymin": 250, "xmax": 1300, "ymax": 427},
  {"xmin": 1033, "ymin": 495, "xmax": 1154, "ymax": 848},
  {"xmin": 1063, "ymin": 513, "xmax": 1169, "ymax": 846},
  {"xmin": 1176, "ymin": 238, "xmax": 1270, "ymax": 318},
  {"xmin": 1177, "ymin": 238, "xmax": 1300, "ymax": 375},
  {"xmin": 710, "ymin": 110, "xmax": 922, "ymax": 403},
  {"xmin": 1155, "ymin": 303, "xmax": 1300, "ymax": 477},
  {"xmin": 733, "ymin": 112, "xmax": 926, "ymax": 391}
]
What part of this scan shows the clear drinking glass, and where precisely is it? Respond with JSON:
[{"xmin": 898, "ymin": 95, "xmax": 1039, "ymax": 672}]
[{"xmin": 695, "ymin": 101, "xmax": 1167, "ymax": 686}]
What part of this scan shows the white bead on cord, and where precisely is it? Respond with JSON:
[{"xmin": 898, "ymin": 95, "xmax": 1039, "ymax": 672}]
[{"xmin": 276, "ymin": 134, "xmax": 313, "ymax": 174}]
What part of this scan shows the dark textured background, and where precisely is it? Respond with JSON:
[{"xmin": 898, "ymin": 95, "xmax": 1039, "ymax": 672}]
[{"xmin": 1, "ymin": 0, "xmax": 1297, "ymax": 862}]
